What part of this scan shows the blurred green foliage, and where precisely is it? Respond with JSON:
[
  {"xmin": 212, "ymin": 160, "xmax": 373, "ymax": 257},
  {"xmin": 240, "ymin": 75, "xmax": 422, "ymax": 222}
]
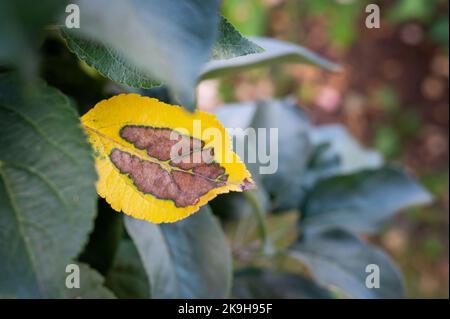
[
  {"xmin": 222, "ymin": 0, "xmax": 267, "ymax": 36},
  {"xmin": 222, "ymin": 0, "xmax": 448, "ymax": 298}
]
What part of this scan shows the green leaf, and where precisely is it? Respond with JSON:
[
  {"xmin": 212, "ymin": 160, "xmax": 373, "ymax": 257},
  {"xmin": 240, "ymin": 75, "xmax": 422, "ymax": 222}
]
[
  {"xmin": 78, "ymin": 199, "xmax": 123, "ymax": 275},
  {"xmin": 63, "ymin": 263, "xmax": 116, "ymax": 299},
  {"xmin": 105, "ymin": 240, "xmax": 149, "ymax": 299},
  {"xmin": 388, "ymin": 0, "xmax": 435, "ymax": 23},
  {"xmin": 202, "ymin": 37, "xmax": 341, "ymax": 79},
  {"xmin": 0, "ymin": 74, "xmax": 97, "ymax": 298},
  {"xmin": 73, "ymin": 0, "xmax": 221, "ymax": 109},
  {"xmin": 0, "ymin": 0, "xmax": 67, "ymax": 75},
  {"xmin": 290, "ymin": 229, "xmax": 405, "ymax": 298},
  {"xmin": 300, "ymin": 167, "xmax": 432, "ymax": 233},
  {"xmin": 233, "ymin": 268, "xmax": 331, "ymax": 299},
  {"xmin": 124, "ymin": 206, "xmax": 232, "ymax": 298},
  {"xmin": 222, "ymin": 0, "xmax": 268, "ymax": 36},
  {"xmin": 430, "ymin": 17, "xmax": 449, "ymax": 49},
  {"xmin": 62, "ymin": 16, "xmax": 261, "ymax": 90},
  {"xmin": 303, "ymin": 124, "xmax": 384, "ymax": 186},
  {"xmin": 251, "ymin": 98, "xmax": 312, "ymax": 210},
  {"xmin": 216, "ymin": 98, "xmax": 313, "ymax": 210},
  {"xmin": 302, "ymin": 142, "xmax": 341, "ymax": 189},
  {"xmin": 211, "ymin": 16, "xmax": 263, "ymax": 60},
  {"xmin": 62, "ymin": 30, "xmax": 161, "ymax": 89}
]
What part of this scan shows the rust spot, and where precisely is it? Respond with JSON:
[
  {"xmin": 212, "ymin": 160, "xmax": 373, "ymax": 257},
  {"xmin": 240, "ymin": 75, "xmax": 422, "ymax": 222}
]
[
  {"xmin": 111, "ymin": 125, "xmax": 229, "ymax": 207},
  {"xmin": 192, "ymin": 164, "xmax": 225, "ymax": 180},
  {"xmin": 120, "ymin": 125, "xmax": 203, "ymax": 161},
  {"xmin": 169, "ymin": 148, "xmax": 215, "ymax": 170}
]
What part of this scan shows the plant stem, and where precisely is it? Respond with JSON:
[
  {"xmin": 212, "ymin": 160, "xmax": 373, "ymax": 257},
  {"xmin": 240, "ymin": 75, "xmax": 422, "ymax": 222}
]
[{"xmin": 243, "ymin": 190, "xmax": 274, "ymax": 255}]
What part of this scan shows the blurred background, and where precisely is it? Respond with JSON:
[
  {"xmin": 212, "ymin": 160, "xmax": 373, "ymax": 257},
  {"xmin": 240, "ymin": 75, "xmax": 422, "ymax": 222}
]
[{"xmin": 198, "ymin": 0, "xmax": 449, "ymax": 298}]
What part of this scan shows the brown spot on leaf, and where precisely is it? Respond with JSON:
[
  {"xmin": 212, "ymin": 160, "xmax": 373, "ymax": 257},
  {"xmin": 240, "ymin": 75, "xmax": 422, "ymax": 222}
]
[
  {"xmin": 111, "ymin": 124, "xmax": 229, "ymax": 207},
  {"xmin": 120, "ymin": 125, "xmax": 227, "ymax": 179},
  {"xmin": 120, "ymin": 125, "xmax": 203, "ymax": 161},
  {"xmin": 170, "ymin": 148, "xmax": 215, "ymax": 170},
  {"xmin": 192, "ymin": 163, "xmax": 225, "ymax": 180}
]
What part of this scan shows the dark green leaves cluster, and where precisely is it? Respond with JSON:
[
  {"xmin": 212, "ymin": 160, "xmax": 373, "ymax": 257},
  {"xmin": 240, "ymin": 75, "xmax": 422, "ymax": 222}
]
[
  {"xmin": 0, "ymin": 74, "xmax": 100, "ymax": 298},
  {"xmin": 0, "ymin": 0, "xmax": 260, "ymax": 298},
  {"xmin": 0, "ymin": 0, "xmax": 432, "ymax": 300},
  {"xmin": 61, "ymin": 2, "xmax": 266, "ymax": 110},
  {"xmin": 300, "ymin": 167, "xmax": 432, "ymax": 233},
  {"xmin": 214, "ymin": 98, "xmax": 431, "ymax": 298},
  {"xmin": 290, "ymin": 229, "xmax": 405, "ymax": 299},
  {"xmin": 61, "ymin": 15, "xmax": 263, "ymax": 93}
]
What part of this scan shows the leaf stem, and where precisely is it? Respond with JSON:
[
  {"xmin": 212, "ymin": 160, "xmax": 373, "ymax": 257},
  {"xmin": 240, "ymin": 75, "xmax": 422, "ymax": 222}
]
[{"xmin": 243, "ymin": 190, "xmax": 274, "ymax": 255}]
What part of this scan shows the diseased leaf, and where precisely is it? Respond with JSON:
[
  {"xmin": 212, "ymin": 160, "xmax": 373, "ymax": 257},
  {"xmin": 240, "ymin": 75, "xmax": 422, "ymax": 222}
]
[
  {"xmin": 81, "ymin": 94, "xmax": 254, "ymax": 223},
  {"xmin": 125, "ymin": 206, "xmax": 232, "ymax": 298},
  {"xmin": 300, "ymin": 167, "xmax": 432, "ymax": 233},
  {"xmin": 290, "ymin": 229, "xmax": 405, "ymax": 298},
  {"xmin": 0, "ymin": 74, "xmax": 97, "ymax": 298},
  {"xmin": 211, "ymin": 16, "xmax": 264, "ymax": 60},
  {"xmin": 202, "ymin": 37, "xmax": 341, "ymax": 79}
]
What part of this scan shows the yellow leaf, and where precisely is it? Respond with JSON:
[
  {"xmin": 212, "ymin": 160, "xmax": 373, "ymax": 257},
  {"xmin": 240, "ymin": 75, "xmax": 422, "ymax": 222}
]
[{"xmin": 81, "ymin": 93, "xmax": 254, "ymax": 223}]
